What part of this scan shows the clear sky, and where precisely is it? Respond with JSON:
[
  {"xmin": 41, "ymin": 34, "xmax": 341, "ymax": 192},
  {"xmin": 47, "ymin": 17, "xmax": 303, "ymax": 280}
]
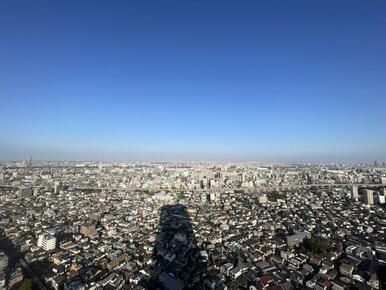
[{"xmin": 0, "ymin": 0, "xmax": 385, "ymax": 162}]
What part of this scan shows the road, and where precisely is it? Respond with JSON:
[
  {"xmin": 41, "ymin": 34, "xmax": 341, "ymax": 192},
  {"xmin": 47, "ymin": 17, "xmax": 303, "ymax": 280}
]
[{"xmin": 19, "ymin": 258, "xmax": 48, "ymax": 290}]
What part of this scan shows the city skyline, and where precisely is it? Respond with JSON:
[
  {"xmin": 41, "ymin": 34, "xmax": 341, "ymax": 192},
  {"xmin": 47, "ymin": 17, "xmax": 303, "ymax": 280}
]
[{"xmin": 1, "ymin": 0, "xmax": 386, "ymax": 161}]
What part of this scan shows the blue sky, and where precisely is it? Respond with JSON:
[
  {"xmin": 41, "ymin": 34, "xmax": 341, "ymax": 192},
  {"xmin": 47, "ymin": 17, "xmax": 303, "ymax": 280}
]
[{"xmin": 0, "ymin": 0, "xmax": 385, "ymax": 161}]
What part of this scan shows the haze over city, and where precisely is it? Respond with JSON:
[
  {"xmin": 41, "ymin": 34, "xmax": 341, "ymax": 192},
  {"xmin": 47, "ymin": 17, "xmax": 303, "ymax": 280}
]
[{"xmin": 1, "ymin": 0, "xmax": 386, "ymax": 162}]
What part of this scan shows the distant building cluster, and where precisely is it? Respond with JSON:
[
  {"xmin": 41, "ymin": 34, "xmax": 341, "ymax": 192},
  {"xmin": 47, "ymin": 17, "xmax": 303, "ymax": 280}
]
[{"xmin": 0, "ymin": 161, "xmax": 385, "ymax": 289}]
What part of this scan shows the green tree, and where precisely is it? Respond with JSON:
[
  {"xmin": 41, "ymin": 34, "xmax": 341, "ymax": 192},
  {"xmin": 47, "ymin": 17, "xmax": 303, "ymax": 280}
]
[
  {"xmin": 303, "ymin": 237, "xmax": 331, "ymax": 253},
  {"xmin": 18, "ymin": 279, "xmax": 33, "ymax": 290}
]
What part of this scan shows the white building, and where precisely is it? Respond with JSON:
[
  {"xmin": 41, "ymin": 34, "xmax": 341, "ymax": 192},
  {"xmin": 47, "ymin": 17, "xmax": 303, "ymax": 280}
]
[
  {"xmin": 362, "ymin": 189, "xmax": 374, "ymax": 205},
  {"xmin": 352, "ymin": 186, "xmax": 359, "ymax": 200},
  {"xmin": 259, "ymin": 194, "xmax": 268, "ymax": 204},
  {"xmin": 376, "ymin": 192, "xmax": 385, "ymax": 204},
  {"xmin": 37, "ymin": 234, "xmax": 56, "ymax": 251}
]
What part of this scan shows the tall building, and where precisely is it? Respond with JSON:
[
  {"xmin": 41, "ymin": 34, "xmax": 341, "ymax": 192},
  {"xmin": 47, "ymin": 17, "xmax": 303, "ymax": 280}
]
[
  {"xmin": 0, "ymin": 272, "xmax": 5, "ymax": 290},
  {"xmin": 54, "ymin": 181, "xmax": 62, "ymax": 194},
  {"xmin": 201, "ymin": 193, "xmax": 208, "ymax": 203},
  {"xmin": 351, "ymin": 186, "xmax": 359, "ymax": 200},
  {"xmin": 376, "ymin": 192, "xmax": 385, "ymax": 204},
  {"xmin": 26, "ymin": 155, "xmax": 32, "ymax": 167},
  {"xmin": 37, "ymin": 234, "xmax": 56, "ymax": 251},
  {"xmin": 363, "ymin": 189, "xmax": 374, "ymax": 205},
  {"xmin": 0, "ymin": 251, "xmax": 8, "ymax": 272}
]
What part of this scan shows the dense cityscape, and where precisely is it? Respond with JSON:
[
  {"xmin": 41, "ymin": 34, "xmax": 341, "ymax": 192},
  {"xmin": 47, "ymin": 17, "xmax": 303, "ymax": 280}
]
[{"xmin": 0, "ymin": 160, "xmax": 385, "ymax": 290}]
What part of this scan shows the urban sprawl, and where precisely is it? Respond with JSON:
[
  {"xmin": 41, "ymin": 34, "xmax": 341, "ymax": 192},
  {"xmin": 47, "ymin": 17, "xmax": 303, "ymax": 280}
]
[{"xmin": 0, "ymin": 160, "xmax": 386, "ymax": 290}]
